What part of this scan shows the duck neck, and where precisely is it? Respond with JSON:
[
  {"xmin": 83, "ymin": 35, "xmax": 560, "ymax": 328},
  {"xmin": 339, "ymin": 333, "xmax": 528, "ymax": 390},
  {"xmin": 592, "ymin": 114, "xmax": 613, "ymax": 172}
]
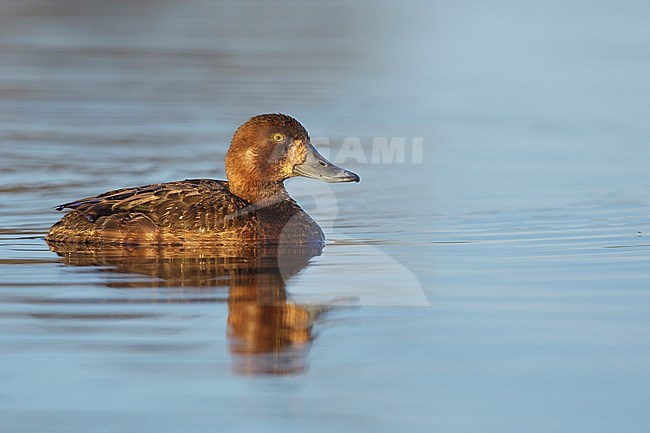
[{"xmin": 228, "ymin": 179, "xmax": 291, "ymax": 205}]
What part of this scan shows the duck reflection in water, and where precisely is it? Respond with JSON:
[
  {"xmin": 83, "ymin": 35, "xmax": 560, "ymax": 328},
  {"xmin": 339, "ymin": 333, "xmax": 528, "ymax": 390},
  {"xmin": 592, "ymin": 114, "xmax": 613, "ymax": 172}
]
[{"xmin": 48, "ymin": 241, "xmax": 332, "ymax": 375}]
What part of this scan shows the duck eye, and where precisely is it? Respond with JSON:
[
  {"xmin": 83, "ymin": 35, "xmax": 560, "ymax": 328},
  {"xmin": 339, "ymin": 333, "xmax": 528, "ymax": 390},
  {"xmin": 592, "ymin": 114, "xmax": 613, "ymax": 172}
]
[{"xmin": 273, "ymin": 133, "xmax": 285, "ymax": 142}]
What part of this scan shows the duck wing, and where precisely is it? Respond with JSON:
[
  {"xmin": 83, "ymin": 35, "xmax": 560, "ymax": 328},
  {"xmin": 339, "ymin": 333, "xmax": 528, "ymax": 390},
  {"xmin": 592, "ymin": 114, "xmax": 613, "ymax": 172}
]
[{"xmin": 55, "ymin": 179, "xmax": 248, "ymax": 229}]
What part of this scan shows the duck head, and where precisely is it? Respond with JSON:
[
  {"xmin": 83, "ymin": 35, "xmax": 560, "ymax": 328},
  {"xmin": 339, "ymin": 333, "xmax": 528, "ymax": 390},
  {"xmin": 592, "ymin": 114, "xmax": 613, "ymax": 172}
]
[{"xmin": 225, "ymin": 113, "xmax": 359, "ymax": 203}]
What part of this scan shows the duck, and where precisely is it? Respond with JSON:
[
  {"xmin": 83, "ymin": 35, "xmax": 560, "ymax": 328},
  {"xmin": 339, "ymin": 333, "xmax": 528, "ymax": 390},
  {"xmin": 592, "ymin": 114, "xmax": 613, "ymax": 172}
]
[{"xmin": 45, "ymin": 113, "xmax": 359, "ymax": 246}]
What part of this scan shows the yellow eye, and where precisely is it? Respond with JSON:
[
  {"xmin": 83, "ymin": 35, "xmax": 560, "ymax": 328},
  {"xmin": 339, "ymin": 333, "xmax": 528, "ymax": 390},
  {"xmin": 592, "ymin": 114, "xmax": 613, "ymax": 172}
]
[{"xmin": 273, "ymin": 133, "xmax": 285, "ymax": 142}]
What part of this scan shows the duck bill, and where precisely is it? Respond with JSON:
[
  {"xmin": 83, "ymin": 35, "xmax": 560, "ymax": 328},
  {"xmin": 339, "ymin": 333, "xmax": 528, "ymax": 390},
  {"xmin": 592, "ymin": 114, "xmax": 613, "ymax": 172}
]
[{"xmin": 293, "ymin": 143, "xmax": 360, "ymax": 183}]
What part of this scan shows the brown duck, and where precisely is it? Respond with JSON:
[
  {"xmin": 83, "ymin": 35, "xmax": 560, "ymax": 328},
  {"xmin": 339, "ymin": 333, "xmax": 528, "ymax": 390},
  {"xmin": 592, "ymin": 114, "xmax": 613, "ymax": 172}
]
[{"xmin": 46, "ymin": 114, "xmax": 359, "ymax": 246}]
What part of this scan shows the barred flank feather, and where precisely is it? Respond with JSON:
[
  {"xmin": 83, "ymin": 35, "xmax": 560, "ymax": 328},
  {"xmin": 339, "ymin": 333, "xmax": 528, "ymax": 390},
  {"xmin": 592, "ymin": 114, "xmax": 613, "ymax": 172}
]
[{"xmin": 46, "ymin": 178, "xmax": 322, "ymax": 245}]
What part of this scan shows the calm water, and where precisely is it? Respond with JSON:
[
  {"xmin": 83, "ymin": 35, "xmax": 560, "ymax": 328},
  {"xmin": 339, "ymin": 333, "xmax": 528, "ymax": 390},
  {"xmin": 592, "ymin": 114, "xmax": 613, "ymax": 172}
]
[{"xmin": 1, "ymin": 1, "xmax": 650, "ymax": 432}]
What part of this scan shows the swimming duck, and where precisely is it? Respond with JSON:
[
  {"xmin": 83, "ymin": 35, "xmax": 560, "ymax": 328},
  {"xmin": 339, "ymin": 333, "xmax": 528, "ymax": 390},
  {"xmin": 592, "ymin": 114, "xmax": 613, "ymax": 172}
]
[{"xmin": 46, "ymin": 113, "xmax": 359, "ymax": 245}]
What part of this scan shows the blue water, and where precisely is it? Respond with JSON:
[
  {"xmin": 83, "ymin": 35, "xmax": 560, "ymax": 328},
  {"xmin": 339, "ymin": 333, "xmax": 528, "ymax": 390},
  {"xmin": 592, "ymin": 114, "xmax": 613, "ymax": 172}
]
[{"xmin": 1, "ymin": 1, "xmax": 649, "ymax": 432}]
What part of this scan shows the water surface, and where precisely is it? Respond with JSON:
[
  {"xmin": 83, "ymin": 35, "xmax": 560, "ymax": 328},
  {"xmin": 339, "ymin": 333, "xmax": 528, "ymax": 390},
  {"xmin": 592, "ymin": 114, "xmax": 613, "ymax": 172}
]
[{"xmin": 1, "ymin": 1, "xmax": 649, "ymax": 432}]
